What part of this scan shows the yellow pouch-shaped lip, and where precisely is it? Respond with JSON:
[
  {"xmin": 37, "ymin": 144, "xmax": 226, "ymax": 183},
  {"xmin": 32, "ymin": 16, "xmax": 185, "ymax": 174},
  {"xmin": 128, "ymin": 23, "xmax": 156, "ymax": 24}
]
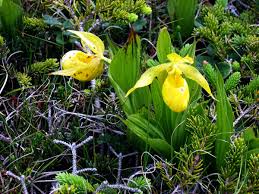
[
  {"xmin": 162, "ymin": 72, "xmax": 190, "ymax": 112},
  {"xmin": 50, "ymin": 50, "xmax": 103, "ymax": 81}
]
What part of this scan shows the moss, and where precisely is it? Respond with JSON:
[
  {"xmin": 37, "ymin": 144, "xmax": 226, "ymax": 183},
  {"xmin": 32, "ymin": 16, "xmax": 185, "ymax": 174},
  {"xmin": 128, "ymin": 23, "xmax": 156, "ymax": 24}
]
[
  {"xmin": 30, "ymin": 58, "xmax": 59, "ymax": 74},
  {"xmin": 23, "ymin": 16, "xmax": 47, "ymax": 31}
]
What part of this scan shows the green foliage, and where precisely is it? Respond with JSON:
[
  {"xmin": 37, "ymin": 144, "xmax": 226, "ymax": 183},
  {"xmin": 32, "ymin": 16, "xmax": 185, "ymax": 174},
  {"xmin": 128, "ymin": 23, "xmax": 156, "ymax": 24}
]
[
  {"xmin": 224, "ymin": 72, "xmax": 241, "ymax": 92},
  {"xmin": 55, "ymin": 172, "xmax": 95, "ymax": 194},
  {"xmin": 128, "ymin": 176, "xmax": 151, "ymax": 193},
  {"xmin": 109, "ymin": 31, "xmax": 150, "ymax": 115},
  {"xmin": 96, "ymin": 0, "xmax": 152, "ymax": 23},
  {"xmin": 244, "ymin": 75, "xmax": 259, "ymax": 95},
  {"xmin": 186, "ymin": 115, "xmax": 217, "ymax": 153},
  {"xmin": 49, "ymin": 0, "xmax": 151, "ymax": 31},
  {"xmin": 220, "ymin": 138, "xmax": 259, "ymax": 193},
  {"xmin": 220, "ymin": 137, "xmax": 247, "ymax": 192},
  {"xmin": 23, "ymin": 16, "xmax": 47, "ymax": 31},
  {"xmin": 215, "ymin": 71, "xmax": 234, "ymax": 169},
  {"xmin": 109, "ymin": 28, "xmax": 200, "ymax": 159},
  {"xmin": 0, "ymin": 0, "xmax": 23, "ymax": 35},
  {"xmin": 203, "ymin": 63, "xmax": 217, "ymax": 87},
  {"xmin": 232, "ymin": 61, "xmax": 240, "ymax": 71},
  {"xmin": 216, "ymin": 0, "xmax": 228, "ymax": 8},
  {"xmin": 247, "ymin": 153, "xmax": 259, "ymax": 192},
  {"xmin": 0, "ymin": 34, "xmax": 4, "ymax": 46},
  {"xmin": 243, "ymin": 127, "xmax": 259, "ymax": 155},
  {"xmin": 194, "ymin": 4, "xmax": 258, "ymax": 73},
  {"xmin": 156, "ymin": 114, "xmax": 216, "ymax": 191},
  {"xmin": 156, "ymin": 27, "xmax": 173, "ymax": 63},
  {"xmin": 174, "ymin": 146, "xmax": 204, "ymax": 190},
  {"xmin": 16, "ymin": 72, "xmax": 32, "ymax": 88},
  {"xmin": 167, "ymin": 0, "xmax": 198, "ymax": 38},
  {"xmin": 30, "ymin": 58, "xmax": 59, "ymax": 74}
]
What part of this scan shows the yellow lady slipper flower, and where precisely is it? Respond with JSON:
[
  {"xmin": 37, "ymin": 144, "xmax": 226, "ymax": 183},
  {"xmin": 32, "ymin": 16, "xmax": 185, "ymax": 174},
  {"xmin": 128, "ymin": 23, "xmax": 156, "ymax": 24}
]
[
  {"xmin": 50, "ymin": 30, "xmax": 110, "ymax": 81},
  {"xmin": 126, "ymin": 53, "xmax": 214, "ymax": 112}
]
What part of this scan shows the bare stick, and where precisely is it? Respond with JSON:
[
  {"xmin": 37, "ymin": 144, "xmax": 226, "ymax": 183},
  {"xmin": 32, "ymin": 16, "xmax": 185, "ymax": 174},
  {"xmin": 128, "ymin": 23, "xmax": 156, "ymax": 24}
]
[
  {"xmin": 54, "ymin": 136, "xmax": 97, "ymax": 175},
  {"xmin": 6, "ymin": 171, "xmax": 28, "ymax": 194}
]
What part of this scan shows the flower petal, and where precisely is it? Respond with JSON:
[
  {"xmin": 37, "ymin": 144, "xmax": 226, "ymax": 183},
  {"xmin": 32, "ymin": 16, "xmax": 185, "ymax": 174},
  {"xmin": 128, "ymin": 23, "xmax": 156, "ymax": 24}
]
[
  {"xmin": 50, "ymin": 50, "xmax": 103, "ymax": 81},
  {"xmin": 162, "ymin": 72, "xmax": 190, "ymax": 112},
  {"xmin": 167, "ymin": 53, "xmax": 193, "ymax": 64},
  {"xmin": 126, "ymin": 63, "xmax": 171, "ymax": 97},
  {"xmin": 50, "ymin": 62, "xmax": 103, "ymax": 81},
  {"xmin": 177, "ymin": 63, "xmax": 215, "ymax": 98},
  {"xmin": 68, "ymin": 30, "xmax": 105, "ymax": 55}
]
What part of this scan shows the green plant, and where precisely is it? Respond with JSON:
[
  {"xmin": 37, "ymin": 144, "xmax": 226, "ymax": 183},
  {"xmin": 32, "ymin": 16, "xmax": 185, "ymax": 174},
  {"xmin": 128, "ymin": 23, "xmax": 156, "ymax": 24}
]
[
  {"xmin": 224, "ymin": 71, "xmax": 241, "ymax": 92},
  {"xmin": 0, "ymin": 0, "xmax": 23, "ymax": 35},
  {"xmin": 30, "ymin": 58, "xmax": 59, "ymax": 74},
  {"xmin": 55, "ymin": 172, "xmax": 95, "ymax": 194},
  {"xmin": 127, "ymin": 176, "xmax": 151, "ymax": 193},
  {"xmin": 215, "ymin": 70, "xmax": 234, "ymax": 169},
  {"xmin": 0, "ymin": 34, "xmax": 4, "ymax": 46},
  {"xmin": 219, "ymin": 137, "xmax": 259, "ymax": 193},
  {"xmin": 194, "ymin": 3, "xmax": 258, "ymax": 74},
  {"xmin": 46, "ymin": 0, "xmax": 151, "ymax": 32},
  {"xmin": 167, "ymin": 0, "xmax": 198, "ymax": 39},
  {"xmin": 16, "ymin": 72, "xmax": 32, "ymax": 88},
  {"xmin": 109, "ymin": 28, "xmax": 210, "ymax": 159},
  {"xmin": 216, "ymin": 0, "xmax": 228, "ymax": 8},
  {"xmin": 156, "ymin": 114, "xmax": 217, "ymax": 191},
  {"xmin": 23, "ymin": 16, "xmax": 47, "ymax": 31}
]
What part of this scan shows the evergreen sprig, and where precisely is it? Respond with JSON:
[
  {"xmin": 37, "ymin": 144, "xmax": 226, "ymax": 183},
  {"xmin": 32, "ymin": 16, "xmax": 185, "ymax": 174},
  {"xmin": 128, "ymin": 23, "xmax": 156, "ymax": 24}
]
[
  {"xmin": 96, "ymin": 0, "xmax": 151, "ymax": 23},
  {"xmin": 16, "ymin": 72, "xmax": 32, "ymax": 88},
  {"xmin": 224, "ymin": 72, "xmax": 241, "ymax": 92},
  {"xmin": 30, "ymin": 58, "xmax": 59, "ymax": 74},
  {"xmin": 219, "ymin": 137, "xmax": 247, "ymax": 192},
  {"xmin": 55, "ymin": 172, "xmax": 95, "ymax": 194}
]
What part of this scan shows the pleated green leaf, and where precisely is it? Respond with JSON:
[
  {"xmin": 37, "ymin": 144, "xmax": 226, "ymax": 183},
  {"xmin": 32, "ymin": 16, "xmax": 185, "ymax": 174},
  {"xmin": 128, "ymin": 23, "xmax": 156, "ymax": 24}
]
[
  {"xmin": 125, "ymin": 114, "xmax": 173, "ymax": 158},
  {"xmin": 0, "ymin": 0, "xmax": 22, "ymax": 34},
  {"xmin": 108, "ymin": 31, "xmax": 151, "ymax": 115},
  {"xmin": 167, "ymin": 0, "xmax": 198, "ymax": 38}
]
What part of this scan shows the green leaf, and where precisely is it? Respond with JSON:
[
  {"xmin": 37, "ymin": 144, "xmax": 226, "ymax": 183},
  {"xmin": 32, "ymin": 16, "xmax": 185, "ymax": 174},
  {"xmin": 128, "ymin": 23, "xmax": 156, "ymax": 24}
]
[
  {"xmin": 125, "ymin": 114, "xmax": 173, "ymax": 158},
  {"xmin": 216, "ymin": 62, "xmax": 231, "ymax": 78},
  {"xmin": 108, "ymin": 74, "xmax": 134, "ymax": 115},
  {"xmin": 167, "ymin": 0, "xmax": 198, "ymax": 38},
  {"xmin": 43, "ymin": 15, "xmax": 62, "ymax": 27},
  {"xmin": 216, "ymin": 0, "xmax": 228, "ymax": 8},
  {"xmin": 179, "ymin": 42, "xmax": 196, "ymax": 58},
  {"xmin": 108, "ymin": 31, "xmax": 151, "ymax": 115},
  {"xmin": 215, "ymin": 70, "xmax": 234, "ymax": 169},
  {"xmin": 0, "ymin": 0, "xmax": 22, "ymax": 34},
  {"xmin": 156, "ymin": 27, "xmax": 173, "ymax": 63}
]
